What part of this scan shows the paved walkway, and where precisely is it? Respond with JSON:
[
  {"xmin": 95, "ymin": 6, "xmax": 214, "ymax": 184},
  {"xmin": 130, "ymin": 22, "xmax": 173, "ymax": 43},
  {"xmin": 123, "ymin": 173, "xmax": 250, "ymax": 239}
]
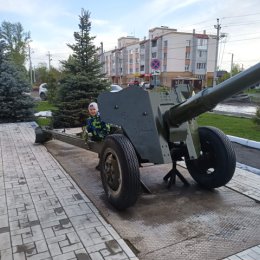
[
  {"xmin": 0, "ymin": 122, "xmax": 260, "ymax": 260},
  {"xmin": 0, "ymin": 122, "xmax": 138, "ymax": 260}
]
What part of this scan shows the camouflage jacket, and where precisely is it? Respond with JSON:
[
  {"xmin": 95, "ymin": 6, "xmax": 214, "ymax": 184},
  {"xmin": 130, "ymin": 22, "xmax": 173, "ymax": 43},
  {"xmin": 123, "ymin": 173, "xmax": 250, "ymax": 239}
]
[{"xmin": 86, "ymin": 113, "xmax": 110, "ymax": 141}]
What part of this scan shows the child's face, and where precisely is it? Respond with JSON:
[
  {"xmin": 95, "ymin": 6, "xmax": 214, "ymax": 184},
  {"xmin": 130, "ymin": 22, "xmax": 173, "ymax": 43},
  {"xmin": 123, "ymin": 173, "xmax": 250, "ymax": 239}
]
[{"xmin": 89, "ymin": 107, "xmax": 97, "ymax": 116}]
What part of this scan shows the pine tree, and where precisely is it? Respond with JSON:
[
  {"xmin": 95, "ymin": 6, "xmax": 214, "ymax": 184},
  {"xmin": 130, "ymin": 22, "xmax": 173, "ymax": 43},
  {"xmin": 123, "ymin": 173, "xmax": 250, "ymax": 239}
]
[
  {"xmin": 53, "ymin": 9, "xmax": 109, "ymax": 128},
  {"xmin": 0, "ymin": 41, "xmax": 35, "ymax": 123}
]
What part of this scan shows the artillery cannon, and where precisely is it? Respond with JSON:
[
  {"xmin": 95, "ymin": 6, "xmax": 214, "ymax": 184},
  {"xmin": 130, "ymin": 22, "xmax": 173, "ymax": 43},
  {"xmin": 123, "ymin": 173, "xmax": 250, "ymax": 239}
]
[{"xmin": 35, "ymin": 63, "xmax": 260, "ymax": 210}]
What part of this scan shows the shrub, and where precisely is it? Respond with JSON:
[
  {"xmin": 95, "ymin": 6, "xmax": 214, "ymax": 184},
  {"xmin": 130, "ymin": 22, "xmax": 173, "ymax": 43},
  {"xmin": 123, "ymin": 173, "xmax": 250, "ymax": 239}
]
[{"xmin": 253, "ymin": 106, "xmax": 260, "ymax": 125}]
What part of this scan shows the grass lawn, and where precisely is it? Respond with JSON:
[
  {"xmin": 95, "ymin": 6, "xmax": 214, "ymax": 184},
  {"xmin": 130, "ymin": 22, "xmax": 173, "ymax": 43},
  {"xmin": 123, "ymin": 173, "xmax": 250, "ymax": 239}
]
[
  {"xmin": 198, "ymin": 112, "xmax": 260, "ymax": 141},
  {"xmin": 34, "ymin": 101, "xmax": 57, "ymax": 112},
  {"xmin": 34, "ymin": 101, "xmax": 56, "ymax": 127},
  {"xmin": 34, "ymin": 101, "xmax": 260, "ymax": 142}
]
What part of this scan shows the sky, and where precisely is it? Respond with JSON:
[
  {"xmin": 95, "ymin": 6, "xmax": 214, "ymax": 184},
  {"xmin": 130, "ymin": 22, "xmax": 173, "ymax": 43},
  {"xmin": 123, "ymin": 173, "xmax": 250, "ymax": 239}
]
[{"xmin": 0, "ymin": 0, "xmax": 260, "ymax": 71}]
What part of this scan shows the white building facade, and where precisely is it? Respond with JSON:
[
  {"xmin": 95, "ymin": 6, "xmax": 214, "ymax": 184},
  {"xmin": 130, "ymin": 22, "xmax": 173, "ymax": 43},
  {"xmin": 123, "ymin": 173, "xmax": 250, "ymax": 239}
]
[{"xmin": 99, "ymin": 27, "xmax": 217, "ymax": 88}]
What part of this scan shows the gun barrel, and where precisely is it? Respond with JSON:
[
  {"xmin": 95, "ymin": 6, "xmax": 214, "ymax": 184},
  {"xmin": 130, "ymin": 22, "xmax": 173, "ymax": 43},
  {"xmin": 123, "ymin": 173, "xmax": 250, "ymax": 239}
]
[{"xmin": 164, "ymin": 62, "xmax": 260, "ymax": 126}]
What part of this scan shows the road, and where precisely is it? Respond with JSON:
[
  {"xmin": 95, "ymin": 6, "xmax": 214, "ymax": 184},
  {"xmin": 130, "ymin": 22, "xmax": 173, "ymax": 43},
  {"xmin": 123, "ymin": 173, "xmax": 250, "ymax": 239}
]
[{"xmin": 232, "ymin": 142, "xmax": 260, "ymax": 171}]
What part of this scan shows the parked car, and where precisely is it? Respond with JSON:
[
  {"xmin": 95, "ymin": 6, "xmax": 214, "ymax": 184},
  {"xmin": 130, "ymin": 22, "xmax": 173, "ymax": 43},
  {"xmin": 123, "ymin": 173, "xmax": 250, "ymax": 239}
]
[
  {"xmin": 110, "ymin": 84, "xmax": 122, "ymax": 92},
  {"xmin": 127, "ymin": 80, "xmax": 140, "ymax": 87},
  {"xmin": 140, "ymin": 81, "xmax": 153, "ymax": 89},
  {"xmin": 39, "ymin": 83, "xmax": 122, "ymax": 101},
  {"xmin": 39, "ymin": 83, "xmax": 48, "ymax": 100}
]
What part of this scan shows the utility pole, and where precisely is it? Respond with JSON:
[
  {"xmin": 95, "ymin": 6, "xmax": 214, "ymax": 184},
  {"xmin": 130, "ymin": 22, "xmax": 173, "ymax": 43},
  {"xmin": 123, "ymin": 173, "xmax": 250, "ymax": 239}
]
[
  {"xmin": 213, "ymin": 18, "xmax": 221, "ymax": 87},
  {"xmin": 28, "ymin": 43, "xmax": 33, "ymax": 86},
  {"xmin": 230, "ymin": 53, "xmax": 234, "ymax": 77},
  {"xmin": 47, "ymin": 51, "xmax": 52, "ymax": 70}
]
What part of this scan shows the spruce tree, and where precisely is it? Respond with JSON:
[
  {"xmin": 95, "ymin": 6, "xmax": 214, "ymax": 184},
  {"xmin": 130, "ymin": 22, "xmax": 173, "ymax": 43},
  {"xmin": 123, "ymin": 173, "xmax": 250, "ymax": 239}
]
[
  {"xmin": 0, "ymin": 41, "xmax": 35, "ymax": 123},
  {"xmin": 53, "ymin": 9, "xmax": 109, "ymax": 128}
]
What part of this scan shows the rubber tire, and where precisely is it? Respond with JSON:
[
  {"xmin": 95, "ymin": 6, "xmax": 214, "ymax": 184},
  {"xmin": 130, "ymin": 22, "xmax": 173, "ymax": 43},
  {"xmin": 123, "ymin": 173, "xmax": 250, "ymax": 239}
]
[
  {"xmin": 40, "ymin": 92, "xmax": 47, "ymax": 101},
  {"xmin": 185, "ymin": 126, "xmax": 236, "ymax": 188},
  {"xmin": 100, "ymin": 134, "xmax": 140, "ymax": 210}
]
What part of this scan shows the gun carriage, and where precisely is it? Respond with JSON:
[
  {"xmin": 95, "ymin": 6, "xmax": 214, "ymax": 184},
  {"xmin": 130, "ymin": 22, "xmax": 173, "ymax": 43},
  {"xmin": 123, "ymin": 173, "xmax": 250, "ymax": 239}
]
[{"xmin": 35, "ymin": 63, "xmax": 260, "ymax": 210}]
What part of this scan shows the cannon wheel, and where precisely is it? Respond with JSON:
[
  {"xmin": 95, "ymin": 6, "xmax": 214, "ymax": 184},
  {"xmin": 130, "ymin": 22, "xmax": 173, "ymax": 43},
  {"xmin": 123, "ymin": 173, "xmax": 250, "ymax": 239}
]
[
  {"xmin": 185, "ymin": 126, "xmax": 236, "ymax": 188},
  {"xmin": 100, "ymin": 134, "xmax": 140, "ymax": 210}
]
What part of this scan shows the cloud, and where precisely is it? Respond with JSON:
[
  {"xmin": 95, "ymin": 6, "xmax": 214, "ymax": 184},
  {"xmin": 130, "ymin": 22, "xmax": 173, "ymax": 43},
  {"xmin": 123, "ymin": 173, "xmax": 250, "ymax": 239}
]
[
  {"xmin": 2, "ymin": 0, "xmax": 259, "ymax": 71},
  {"xmin": 0, "ymin": 0, "xmax": 36, "ymax": 15}
]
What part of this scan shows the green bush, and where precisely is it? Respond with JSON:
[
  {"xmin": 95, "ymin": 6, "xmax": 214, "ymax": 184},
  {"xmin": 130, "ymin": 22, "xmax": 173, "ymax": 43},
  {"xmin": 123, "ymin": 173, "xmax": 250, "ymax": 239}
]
[{"xmin": 253, "ymin": 106, "xmax": 260, "ymax": 125}]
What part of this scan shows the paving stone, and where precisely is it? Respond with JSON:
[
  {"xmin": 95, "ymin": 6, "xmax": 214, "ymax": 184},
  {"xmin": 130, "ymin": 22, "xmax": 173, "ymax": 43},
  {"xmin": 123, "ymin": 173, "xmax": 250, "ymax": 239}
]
[
  {"xmin": 59, "ymin": 240, "xmax": 70, "ymax": 247},
  {"xmin": 13, "ymin": 242, "xmax": 35, "ymax": 256},
  {"xmin": 27, "ymin": 251, "xmax": 51, "ymax": 260},
  {"xmin": 0, "ymin": 123, "xmax": 141, "ymax": 260},
  {"xmin": 11, "ymin": 234, "xmax": 23, "ymax": 246},
  {"xmin": 76, "ymin": 230, "xmax": 95, "ymax": 248},
  {"xmin": 75, "ymin": 248, "xmax": 91, "ymax": 259},
  {"xmin": 11, "ymin": 227, "xmax": 31, "ymax": 236},
  {"xmin": 48, "ymin": 242, "xmax": 62, "ymax": 256},
  {"xmin": 61, "ymin": 242, "xmax": 84, "ymax": 254},
  {"xmin": 38, "ymin": 208, "xmax": 67, "ymax": 223},
  {"xmin": 23, "ymin": 225, "xmax": 44, "ymax": 243},
  {"xmin": 89, "ymin": 252, "xmax": 104, "ymax": 260},
  {"xmin": 0, "ymin": 248, "xmax": 13, "ymax": 260},
  {"xmin": 13, "ymin": 251, "xmax": 26, "ymax": 260},
  {"xmin": 34, "ymin": 198, "xmax": 61, "ymax": 212},
  {"xmin": 52, "ymin": 251, "xmax": 76, "ymax": 260},
  {"xmin": 0, "ymin": 232, "xmax": 11, "ymax": 250},
  {"xmin": 40, "ymin": 219, "xmax": 61, "ymax": 229},
  {"xmin": 0, "ymin": 214, "xmax": 8, "ymax": 228},
  {"xmin": 66, "ymin": 231, "xmax": 81, "ymax": 244},
  {"xmin": 70, "ymin": 214, "xmax": 101, "ymax": 230},
  {"xmin": 48, "ymin": 234, "xmax": 67, "ymax": 244},
  {"xmin": 53, "ymin": 225, "xmax": 75, "ymax": 237},
  {"xmin": 42, "ymin": 228, "xmax": 53, "ymax": 239}
]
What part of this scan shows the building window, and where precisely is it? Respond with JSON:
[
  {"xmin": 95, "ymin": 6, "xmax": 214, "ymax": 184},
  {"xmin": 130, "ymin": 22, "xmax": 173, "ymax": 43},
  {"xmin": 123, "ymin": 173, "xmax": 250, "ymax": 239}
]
[
  {"xmin": 196, "ymin": 74, "xmax": 205, "ymax": 80},
  {"xmin": 129, "ymin": 58, "xmax": 133, "ymax": 64},
  {"xmin": 135, "ymin": 48, "xmax": 139, "ymax": 53},
  {"xmin": 140, "ymin": 65, "xmax": 144, "ymax": 71},
  {"xmin": 140, "ymin": 44, "xmax": 145, "ymax": 50},
  {"xmin": 196, "ymin": 63, "xmax": 206, "ymax": 69},
  {"xmin": 130, "ymin": 68, "xmax": 133, "ymax": 73},
  {"xmin": 151, "ymin": 40, "xmax": 157, "ymax": 47},
  {"xmin": 198, "ymin": 39, "xmax": 208, "ymax": 50},
  {"xmin": 198, "ymin": 50, "xmax": 207, "ymax": 57},
  {"xmin": 163, "ymin": 65, "xmax": 167, "ymax": 72},
  {"xmin": 135, "ymin": 67, "xmax": 139, "ymax": 73},
  {"xmin": 186, "ymin": 40, "xmax": 191, "ymax": 47},
  {"xmin": 164, "ymin": 40, "xmax": 168, "ymax": 47},
  {"xmin": 163, "ymin": 53, "xmax": 167, "ymax": 59},
  {"xmin": 152, "ymin": 52, "xmax": 157, "ymax": 58},
  {"xmin": 185, "ymin": 52, "xmax": 190, "ymax": 59},
  {"xmin": 185, "ymin": 64, "xmax": 190, "ymax": 71}
]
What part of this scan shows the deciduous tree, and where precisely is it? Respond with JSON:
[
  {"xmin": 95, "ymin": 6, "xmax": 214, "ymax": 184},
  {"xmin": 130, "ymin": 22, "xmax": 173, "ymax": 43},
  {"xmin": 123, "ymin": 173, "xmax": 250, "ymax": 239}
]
[{"xmin": 0, "ymin": 21, "xmax": 30, "ymax": 67}]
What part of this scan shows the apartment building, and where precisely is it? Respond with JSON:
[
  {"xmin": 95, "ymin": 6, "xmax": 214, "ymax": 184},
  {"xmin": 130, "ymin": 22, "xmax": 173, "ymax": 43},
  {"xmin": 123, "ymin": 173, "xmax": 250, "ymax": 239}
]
[{"xmin": 100, "ymin": 26, "xmax": 217, "ymax": 88}]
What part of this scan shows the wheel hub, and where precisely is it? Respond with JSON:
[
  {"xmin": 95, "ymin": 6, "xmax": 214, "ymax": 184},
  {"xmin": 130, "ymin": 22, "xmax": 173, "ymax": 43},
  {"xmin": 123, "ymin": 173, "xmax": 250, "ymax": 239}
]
[{"xmin": 104, "ymin": 153, "xmax": 121, "ymax": 191}]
